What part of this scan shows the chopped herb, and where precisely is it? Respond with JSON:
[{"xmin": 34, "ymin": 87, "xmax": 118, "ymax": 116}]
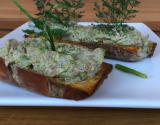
[
  {"xmin": 39, "ymin": 48, "xmax": 47, "ymax": 54},
  {"xmin": 20, "ymin": 55, "xmax": 30, "ymax": 61},
  {"xmin": 57, "ymin": 44, "xmax": 66, "ymax": 48},
  {"xmin": 32, "ymin": 39, "xmax": 38, "ymax": 43},
  {"xmin": 100, "ymin": 48, "xmax": 105, "ymax": 56},
  {"xmin": 70, "ymin": 59, "xmax": 78, "ymax": 64}
]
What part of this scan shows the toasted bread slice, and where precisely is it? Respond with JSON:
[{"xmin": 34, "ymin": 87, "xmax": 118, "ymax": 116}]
[
  {"xmin": 48, "ymin": 23, "xmax": 157, "ymax": 61},
  {"xmin": 55, "ymin": 40, "xmax": 157, "ymax": 62},
  {"xmin": 0, "ymin": 57, "xmax": 112, "ymax": 100}
]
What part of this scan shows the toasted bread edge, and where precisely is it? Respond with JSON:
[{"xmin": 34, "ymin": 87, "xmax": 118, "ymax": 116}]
[{"xmin": 0, "ymin": 57, "xmax": 113, "ymax": 100}]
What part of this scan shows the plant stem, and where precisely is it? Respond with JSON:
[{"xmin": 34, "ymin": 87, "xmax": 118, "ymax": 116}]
[
  {"xmin": 13, "ymin": 0, "xmax": 33, "ymax": 21},
  {"xmin": 46, "ymin": 25, "xmax": 56, "ymax": 51}
]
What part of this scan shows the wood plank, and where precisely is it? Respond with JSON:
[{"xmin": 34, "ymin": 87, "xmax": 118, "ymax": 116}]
[
  {"xmin": 144, "ymin": 22, "xmax": 160, "ymax": 31},
  {"xmin": 0, "ymin": 29, "xmax": 13, "ymax": 38},
  {"xmin": 0, "ymin": 107, "xmax": 160, "ymax": 125},
  {"xmin": 0, "ymin": 19, "xmax": 29, "ymax": 30},
  {"xmin": 154, "ymin": 31, "xmax": 160, "ymax": 37}
]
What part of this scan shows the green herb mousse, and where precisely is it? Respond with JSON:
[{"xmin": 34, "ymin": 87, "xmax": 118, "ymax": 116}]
[
  {"xmin": 49, "ymin": 23, "xmax": 152, "ymax": 60},
  {"xmin": 0, "ymin": 38, "xmax": 104, "ymax": 83},
  {"xmin": 50, "ymin": 23, "xmax": 150, "ymax": 46}
]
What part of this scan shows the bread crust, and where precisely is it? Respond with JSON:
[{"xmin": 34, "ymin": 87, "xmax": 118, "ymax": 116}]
[
  {"xmin": 0, "ymin": 58, "xmax": 18, "ymax": 86},
  {"xmin": 0, "ymin": 57, "xmax": 113, "ymax": 100}
]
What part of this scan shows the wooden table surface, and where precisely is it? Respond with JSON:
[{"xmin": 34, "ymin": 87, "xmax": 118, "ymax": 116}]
[{"xmin": 0, "ymin": 0, "xmax": 160, "ymax": 124}]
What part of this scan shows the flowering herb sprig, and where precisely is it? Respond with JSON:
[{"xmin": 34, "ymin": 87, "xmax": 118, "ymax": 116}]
[
  {"xmin": 34, "ymin": 0, "xmax": 85, "ymax": 27},
  {"xmin": 93, "ymin": 0, "xmax": 141, "ymax": 35}
]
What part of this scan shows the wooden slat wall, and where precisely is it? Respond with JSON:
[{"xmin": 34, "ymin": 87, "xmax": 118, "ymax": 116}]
[{"xmin": 0, "ymin": 0, "xmax": 160, "ymax": 35}]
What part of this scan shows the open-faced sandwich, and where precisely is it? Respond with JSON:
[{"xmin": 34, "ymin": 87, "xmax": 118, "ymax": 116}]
[
  {"xmin": 0, "ymin": 38, "xmax": 113, "ymax": 100},
  {"xmin": 48, "ymin": 23, "xmax": 157, "ymax": 62}
]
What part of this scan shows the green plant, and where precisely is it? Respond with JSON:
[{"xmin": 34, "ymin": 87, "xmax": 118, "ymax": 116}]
[
  {"xmin": 93, "ymin": 0, "xmax": 141, "ymax": 35},
  {"xmin": 13, "ymin": 0, "xmax": 69, "ymax": 51},
  {"xmin": 94, "ymin": 0, "xmax": 140, "ymax": 25},
  {"xmin": 34, "ymin": 0, "xmax": 85, "ymax": 27}
]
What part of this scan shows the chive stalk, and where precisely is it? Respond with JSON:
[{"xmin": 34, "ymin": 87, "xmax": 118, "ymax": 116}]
[
  {"xmin": 115, "ymin": 64, "xmax": 147, "ymax": 78},
  {"xmin": 46, "ymin": 25, "xmax": 56, "ymax": 51}
]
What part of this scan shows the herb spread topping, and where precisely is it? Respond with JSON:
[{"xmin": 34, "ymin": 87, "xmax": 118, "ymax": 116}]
[
  {"xmin": 0, "ymin": 38, "xmax": 104, "ymax": 83},
  {"xmin": 50, "ymin": 23, "xmax": 150, "ymax": 47}
]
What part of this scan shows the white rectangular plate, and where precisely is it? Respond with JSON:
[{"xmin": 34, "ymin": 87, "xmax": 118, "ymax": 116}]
[{"xmin": 0, "ymin": 22, "xmax": 160, "ymax": 108}]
